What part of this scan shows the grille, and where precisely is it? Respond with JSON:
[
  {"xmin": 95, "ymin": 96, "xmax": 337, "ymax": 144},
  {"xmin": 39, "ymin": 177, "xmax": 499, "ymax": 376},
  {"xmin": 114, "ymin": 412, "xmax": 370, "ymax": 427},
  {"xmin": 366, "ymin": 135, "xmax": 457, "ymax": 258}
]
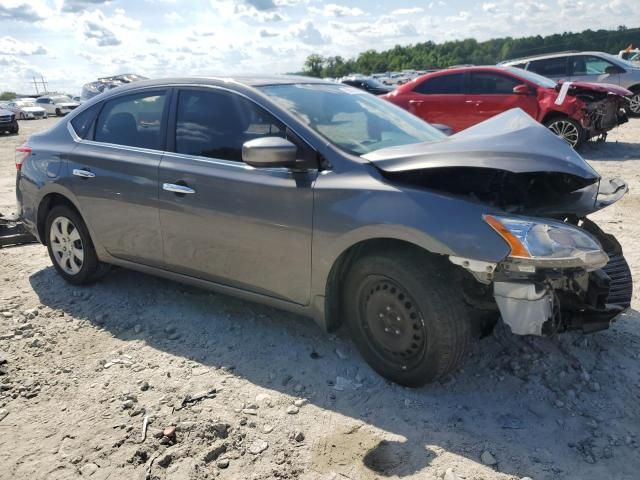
[
  {"xmin": 33, "ymin": 111, "xmax": 44, "ymax": 117},
  {"xmin": 0, "ymin": 115, "xmax": 11, "ymax": 123},
  {"xmin": 603, "ymin": 252, "xmax": 633, "ymax": 308}
]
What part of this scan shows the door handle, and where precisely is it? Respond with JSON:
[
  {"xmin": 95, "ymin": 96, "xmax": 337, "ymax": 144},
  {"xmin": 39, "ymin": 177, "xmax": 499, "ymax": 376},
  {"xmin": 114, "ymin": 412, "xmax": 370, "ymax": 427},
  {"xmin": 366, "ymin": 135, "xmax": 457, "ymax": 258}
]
[
  {"xmin": 163, "ymin": 183, "xmax": 195, "ymax": 195},
  {"xmin": 408, "ymin": 100, "xmax": 424, "ymax": 104},
  {"xmin": 72, "ymin": 168, "xmax": 95, "ymax": 178}
]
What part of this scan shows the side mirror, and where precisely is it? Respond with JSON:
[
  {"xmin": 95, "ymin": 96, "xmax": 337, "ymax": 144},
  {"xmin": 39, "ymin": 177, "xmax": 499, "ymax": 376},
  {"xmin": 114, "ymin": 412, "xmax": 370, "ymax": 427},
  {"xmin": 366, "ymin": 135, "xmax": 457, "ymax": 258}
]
[
  {"xmin": 431, "ymin": 123, "xmax": 454, "ymax": 136},
  {"xmin": 513, "ymin": 84, "xmax": 531, "ymax": 95},
  {"xmin": 242, "ymin": 137, "xmax": 297, "ymax": 169}
]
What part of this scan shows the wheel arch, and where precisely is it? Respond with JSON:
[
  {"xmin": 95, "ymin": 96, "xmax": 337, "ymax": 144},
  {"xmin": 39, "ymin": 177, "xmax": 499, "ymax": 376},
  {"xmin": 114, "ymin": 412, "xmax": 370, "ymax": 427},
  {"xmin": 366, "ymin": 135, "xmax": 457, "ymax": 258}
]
[
  {"xmin": 322, "ymin": 237, "xmax": 455, "ymax": 333},
  {"xmin": 541, "ymin": 110, "xmax": 570, "ymax": 124},
  {"xmin": 36, "ymin": 192, "xmax": 82, "ymax": 245}
]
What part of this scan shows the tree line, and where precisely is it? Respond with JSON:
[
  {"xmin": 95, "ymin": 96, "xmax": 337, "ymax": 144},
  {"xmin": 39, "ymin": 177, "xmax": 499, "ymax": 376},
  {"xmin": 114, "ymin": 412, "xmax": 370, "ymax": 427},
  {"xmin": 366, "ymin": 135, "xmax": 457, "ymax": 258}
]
[{"xmin": 301, "ymin": 26, "xmax": 639, "ymax": 77}]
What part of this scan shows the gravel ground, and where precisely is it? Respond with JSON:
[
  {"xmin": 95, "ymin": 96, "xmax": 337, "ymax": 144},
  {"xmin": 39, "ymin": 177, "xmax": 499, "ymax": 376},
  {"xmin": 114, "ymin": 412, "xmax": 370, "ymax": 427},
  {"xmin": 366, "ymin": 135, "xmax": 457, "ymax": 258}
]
[{"xmin": 0, "ymin": 117, "xmax": 639, "ymax": 480}]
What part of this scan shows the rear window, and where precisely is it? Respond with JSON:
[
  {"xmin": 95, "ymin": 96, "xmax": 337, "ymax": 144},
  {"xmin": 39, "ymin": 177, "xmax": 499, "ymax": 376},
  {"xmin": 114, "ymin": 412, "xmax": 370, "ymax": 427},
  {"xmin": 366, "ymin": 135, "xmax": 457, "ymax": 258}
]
[
  {"xmin": 528, "ymin": 57, "xmax": 567, "ymax": 76},
  {"xmin": 413, "ymin": 73, "xmax": 464, "ymax": 94},
  {"xmin": 94, "ymin": 91, "xmax": 167, "ymax": 150},
  {"xmin": 70, "ymin": 104, "xmax": 101, "ymax": 139}
]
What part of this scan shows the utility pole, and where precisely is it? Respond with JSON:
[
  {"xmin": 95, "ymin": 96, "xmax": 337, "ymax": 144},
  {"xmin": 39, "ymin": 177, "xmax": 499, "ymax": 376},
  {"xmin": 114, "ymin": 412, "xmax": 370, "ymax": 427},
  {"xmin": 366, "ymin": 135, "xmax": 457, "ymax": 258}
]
[
  {"xmin": 40, "ymin": 75, "xmax": 48, "ymax": 94},
  {"xmin": 33, "ymin": 76, "xmax": 40, "ymax": 95}
]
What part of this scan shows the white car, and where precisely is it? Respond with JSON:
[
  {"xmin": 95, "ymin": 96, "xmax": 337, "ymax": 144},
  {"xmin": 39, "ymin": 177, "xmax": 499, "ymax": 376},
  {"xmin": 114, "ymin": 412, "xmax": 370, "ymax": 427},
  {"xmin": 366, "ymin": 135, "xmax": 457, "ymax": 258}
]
[
  {"xmin": 5, "ymin": 99, "xmax": 47, "ymax": 120},
  {"xmin": 35, "ymin": 95, "xmax": 80, "ymax": 116}
]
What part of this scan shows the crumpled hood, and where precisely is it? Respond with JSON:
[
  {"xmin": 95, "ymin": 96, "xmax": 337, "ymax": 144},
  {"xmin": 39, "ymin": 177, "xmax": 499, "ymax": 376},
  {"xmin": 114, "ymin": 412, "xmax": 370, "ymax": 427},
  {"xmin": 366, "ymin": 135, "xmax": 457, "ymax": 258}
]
[
  {"xmin": 363, "ymin": 108, "xmax": 600, "ymax": 181},
  {"xmin": 557, "ymin": 80, "xmax": 632, "ymax": 97}
]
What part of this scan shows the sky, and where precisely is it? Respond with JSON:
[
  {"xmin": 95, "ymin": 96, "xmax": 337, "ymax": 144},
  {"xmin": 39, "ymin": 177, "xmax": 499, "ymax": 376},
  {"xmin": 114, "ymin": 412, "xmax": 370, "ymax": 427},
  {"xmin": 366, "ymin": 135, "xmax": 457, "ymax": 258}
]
[{"xmin": 0, "ymin": 0, "xmax": 638, "ymax": 94}]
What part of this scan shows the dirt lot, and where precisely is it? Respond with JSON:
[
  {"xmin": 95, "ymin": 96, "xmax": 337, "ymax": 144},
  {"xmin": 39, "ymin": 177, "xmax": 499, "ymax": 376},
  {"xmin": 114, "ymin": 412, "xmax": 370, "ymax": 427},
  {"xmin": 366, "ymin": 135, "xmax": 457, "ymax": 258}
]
[{"xmin": 0, "ymin": 117, "xmax": 639, "ymax": 480}]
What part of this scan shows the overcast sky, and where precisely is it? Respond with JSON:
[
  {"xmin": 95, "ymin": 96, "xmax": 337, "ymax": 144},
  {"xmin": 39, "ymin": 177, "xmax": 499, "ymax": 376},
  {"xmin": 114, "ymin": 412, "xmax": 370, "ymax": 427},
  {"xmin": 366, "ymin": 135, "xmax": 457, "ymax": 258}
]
[{"xmin": 0, "ymin": 0, "xmax": 637, "ymax": 94}]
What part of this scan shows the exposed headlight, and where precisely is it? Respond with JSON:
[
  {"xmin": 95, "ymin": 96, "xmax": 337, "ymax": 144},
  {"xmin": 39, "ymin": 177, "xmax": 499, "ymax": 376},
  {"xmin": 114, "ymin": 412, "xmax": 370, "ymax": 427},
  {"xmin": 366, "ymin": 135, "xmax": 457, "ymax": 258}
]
[{"xmin": 484, "ymin": 214, "xmax": 608, "ymax": 270}]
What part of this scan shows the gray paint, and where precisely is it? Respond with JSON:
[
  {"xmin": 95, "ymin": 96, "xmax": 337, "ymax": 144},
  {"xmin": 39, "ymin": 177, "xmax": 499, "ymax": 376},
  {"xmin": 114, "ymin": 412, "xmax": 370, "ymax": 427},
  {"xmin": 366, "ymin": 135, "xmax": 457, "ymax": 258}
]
[{"xmin": 16, "ymin": 76, "xmax": 614, "ymax": 330}]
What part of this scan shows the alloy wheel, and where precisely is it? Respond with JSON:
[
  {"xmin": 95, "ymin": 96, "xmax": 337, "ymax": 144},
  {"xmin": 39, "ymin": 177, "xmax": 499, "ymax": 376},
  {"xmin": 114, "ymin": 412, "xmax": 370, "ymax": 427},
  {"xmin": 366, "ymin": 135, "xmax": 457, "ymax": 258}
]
[
  {"xmin": 49, "ymin": 216, "xmax": 84, "ymax": 275},
  {"xmin": 547, "ymin": 119, "xmax": 580, "ymax": 147},
  {"xmin": 629, "ymin": 93, "xmax": 640, "ymax": 115},
  {"xmin": 359, "ymin": 276, "xmax": 427, "ymax": 371}
]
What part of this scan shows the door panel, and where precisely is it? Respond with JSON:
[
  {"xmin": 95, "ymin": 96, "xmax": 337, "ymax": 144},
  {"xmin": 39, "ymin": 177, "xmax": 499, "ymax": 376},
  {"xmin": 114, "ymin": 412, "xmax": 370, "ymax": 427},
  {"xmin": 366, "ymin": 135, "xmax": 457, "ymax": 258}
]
[
  {"xmin": 409, "ymin": 72, "xmax": 470, "ymax": 132},
  {"xmin": 158, "ymin": 87, "xmax": 315, "ymax": 305},
  {"xmin": 68, "ymin": 143, "xmax": 164, "ymax": 266},
  {"xmin": 159, "ymin": 155, "xmax": 315, "ymax": 304},
  {"xmin": 466, "ymin": 71, "xmax": 539, "ymax": 125},
  {"xmin": 67, "ymin": 89, "xmax": 168, "ymax": 267}
]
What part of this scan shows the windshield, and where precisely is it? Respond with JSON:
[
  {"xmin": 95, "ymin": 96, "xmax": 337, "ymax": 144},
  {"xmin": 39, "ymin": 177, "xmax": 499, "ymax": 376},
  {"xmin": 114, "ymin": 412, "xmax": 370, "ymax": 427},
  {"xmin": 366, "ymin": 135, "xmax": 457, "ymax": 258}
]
[
  {"xmin": 51, "ymin": 95, "xmax": 73, "ymax": 103},
  {"xmin": 18, "ymin": 101, "xmax": 35, "ymax": 107},
  {"xmin": 504, "ymin": 67, "xmax": 557, "ymax": 88},
  {"xmin": 364, "ymin": 78, "xmax": 389, "ymax": 89},
  {"xmin": 601, "ymin": 52, "xmax": 638, "ymax": 69},
  {"xmin": 260, "ymin": 83, "xmax": 444, "ymax": 155}
]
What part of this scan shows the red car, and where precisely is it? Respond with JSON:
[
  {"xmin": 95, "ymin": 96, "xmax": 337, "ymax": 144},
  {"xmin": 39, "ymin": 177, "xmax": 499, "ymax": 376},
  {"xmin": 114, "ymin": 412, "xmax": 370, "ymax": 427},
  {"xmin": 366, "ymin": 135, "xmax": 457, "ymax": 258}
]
[{"xmin": 382, "ymin": 66, "xmax": 631, "ymax": 148}]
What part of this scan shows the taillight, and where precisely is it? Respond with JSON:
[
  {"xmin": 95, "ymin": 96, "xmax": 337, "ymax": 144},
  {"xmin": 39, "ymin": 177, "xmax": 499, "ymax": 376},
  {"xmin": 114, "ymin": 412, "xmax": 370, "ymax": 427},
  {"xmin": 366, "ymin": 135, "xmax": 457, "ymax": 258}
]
[{"xmin": 15, "ymin": 145, "xmax": 31, "ymax": 171}]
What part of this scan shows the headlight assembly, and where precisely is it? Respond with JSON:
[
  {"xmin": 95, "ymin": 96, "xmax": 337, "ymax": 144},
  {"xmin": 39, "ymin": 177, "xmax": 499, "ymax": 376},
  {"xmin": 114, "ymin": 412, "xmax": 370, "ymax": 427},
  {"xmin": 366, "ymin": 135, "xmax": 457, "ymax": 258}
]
[{"xmin": 484, "ymin": 214, "xmax": 608, "ymax": 270}]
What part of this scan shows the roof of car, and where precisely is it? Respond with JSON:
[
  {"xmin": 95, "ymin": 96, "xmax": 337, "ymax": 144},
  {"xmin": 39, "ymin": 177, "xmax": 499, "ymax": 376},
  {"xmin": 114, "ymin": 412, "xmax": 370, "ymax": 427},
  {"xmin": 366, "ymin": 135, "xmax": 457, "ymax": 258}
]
[
  {"xmin": 501, "ymin": 51, "xmax": 608, "ymax": 64},
  {"xmin": 108, "ymin": 75, "xmax": 328, "ymax": 90}
]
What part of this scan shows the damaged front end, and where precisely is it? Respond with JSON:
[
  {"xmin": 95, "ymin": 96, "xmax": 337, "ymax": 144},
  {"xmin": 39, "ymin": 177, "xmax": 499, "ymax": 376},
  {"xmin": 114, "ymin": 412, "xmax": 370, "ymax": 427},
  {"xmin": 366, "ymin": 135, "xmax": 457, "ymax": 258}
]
[
  {"xmin": 560, "ymin": 82, "xmax": 631, "ymax": 140},
  {"xmin": 365, "ymin": 109, "xmax": 633, "ymax": 336}
]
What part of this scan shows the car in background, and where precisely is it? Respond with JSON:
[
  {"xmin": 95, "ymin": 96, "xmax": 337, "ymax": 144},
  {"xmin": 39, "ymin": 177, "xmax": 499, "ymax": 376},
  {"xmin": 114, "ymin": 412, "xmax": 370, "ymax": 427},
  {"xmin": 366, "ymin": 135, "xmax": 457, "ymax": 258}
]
[
  {"xmin": 81, "ymin": 74, "xmax": 147, "ymax": 102},
  {"xmin": 340, "ymin": 76, "xmax": 394, "ymax": 95},
  {"xmin": 4, "ymin": 99, "xmax": 47, "ymax": 120},
  {"xmin": 35, "ymin": 95, "xmax": 80, "ymax": 116},
  {"xmin": 619, "ymin": 48, "xmax": 640, "ymax": 65},
  {"xmin": 0, "ymin": 107, "xmax": 18, "ymax": 134},
  {"xmin": 382, "ymin": 66, "xmax": 631, "ymax": 148},
  {"xmin": 14, "ymin": 76, "xmax": 632, "ymax": 386},
  {"xmin": 500, "ymin": 51, "xmax": 640, "ymax": 115}
]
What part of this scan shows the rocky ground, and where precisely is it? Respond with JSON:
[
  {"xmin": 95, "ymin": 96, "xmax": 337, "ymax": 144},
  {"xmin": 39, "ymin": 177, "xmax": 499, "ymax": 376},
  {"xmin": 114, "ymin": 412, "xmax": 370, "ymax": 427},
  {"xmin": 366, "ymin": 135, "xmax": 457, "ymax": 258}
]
[{"xmin": 0, "ymin": 117, "xmax": 639, "ymax": 480}]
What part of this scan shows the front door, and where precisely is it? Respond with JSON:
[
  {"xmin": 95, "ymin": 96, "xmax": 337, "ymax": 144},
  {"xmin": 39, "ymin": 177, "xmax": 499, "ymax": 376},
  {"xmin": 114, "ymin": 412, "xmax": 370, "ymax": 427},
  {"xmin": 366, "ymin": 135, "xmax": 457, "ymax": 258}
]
[
  {"xmin": 568, "ymin": 55, "xmax": 623, "ymax": 85},
  {"xmin": 466, "ymin": 71, "xmax": 539, "ymax": 125},
  {"xmin": 158, "ymin": 87, "xmax": 316, "ymax": 305},
  {"xmin": 67, "ymin": 89, "xmax": 168, "ymax": 267}
]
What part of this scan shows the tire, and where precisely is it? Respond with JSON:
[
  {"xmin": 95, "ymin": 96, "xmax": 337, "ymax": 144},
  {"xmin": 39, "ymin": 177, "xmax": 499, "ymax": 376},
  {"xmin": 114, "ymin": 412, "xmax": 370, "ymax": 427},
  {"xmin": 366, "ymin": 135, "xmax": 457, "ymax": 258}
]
[
  {"xmin": 45, "ymin": 205, "xmax": 108, "ymax": 285},
  {"xmin": 628, "ymin": 91, "xmax": 640, "ymax": 116},
  {"xmin": 343, "ymin": 249, "xmax": 472, "ymax": 387},
  {"xmin": 544, "ymin": 116, "xmax": 586, "ymax": 148},
  {"xmin": 19, "ymin": 112, "xmax": 25, "ymax": 120},
  {"xmin": 55, "ymin": 108, "xmax": 61, "ymax": 116},
  {"xmin": 11, "ymin": 123, "xmax": 18, "ymax": 134}
]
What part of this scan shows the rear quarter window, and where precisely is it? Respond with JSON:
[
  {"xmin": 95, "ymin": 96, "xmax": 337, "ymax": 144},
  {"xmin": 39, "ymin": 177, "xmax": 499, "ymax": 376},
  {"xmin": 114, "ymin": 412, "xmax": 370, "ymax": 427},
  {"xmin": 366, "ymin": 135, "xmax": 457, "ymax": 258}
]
[{"xmin": 70, "ymin": 103, "xmax": 101, "ymax": 139}]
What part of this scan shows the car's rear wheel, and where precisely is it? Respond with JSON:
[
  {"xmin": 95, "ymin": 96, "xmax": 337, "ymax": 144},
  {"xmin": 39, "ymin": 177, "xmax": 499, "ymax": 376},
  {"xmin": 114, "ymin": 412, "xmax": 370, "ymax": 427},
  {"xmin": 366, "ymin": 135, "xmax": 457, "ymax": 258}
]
[
  {"xmin": 45, "ymin": 205, "xmax": 107, "ymax": 285},
  {"xmin": 55, "ymin": 108, "xmax": 61, "ymax": 116},
  {"xmin": 544, "ymin": 117, "xmax": 586, "ymax": 148},
  {"xmin": 343, "ymin": 249, "xmax": 472, "ymax": 387},
  {"xmin": 628, "ymin": 91, "xmax": 640, "ymax": 116}
]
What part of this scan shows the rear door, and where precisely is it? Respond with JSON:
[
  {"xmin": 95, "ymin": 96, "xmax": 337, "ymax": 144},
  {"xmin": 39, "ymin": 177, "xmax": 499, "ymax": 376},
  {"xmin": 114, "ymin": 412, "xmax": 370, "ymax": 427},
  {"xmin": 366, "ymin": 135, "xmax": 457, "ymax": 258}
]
[
  {"xmin": 527, "ymin": 56, "xmax": 569, "ymax": 82},
  {"xmin": 67, "ymin": 89, "xmax": 169, "ymax": 267},
  {"xmin": 158, "ymin": 87, "xmax": 316, "ymax": 304},
  {"xmin": 466, "ymin": 70, "xmax": 538, "ymax": 124},
  {"xmin": 567, "ymin": 55, "xmax": 623, "ymax": 85},
  {"xmin": 408, "ymin": 72, "xmax": 468, "ymax": 132}
]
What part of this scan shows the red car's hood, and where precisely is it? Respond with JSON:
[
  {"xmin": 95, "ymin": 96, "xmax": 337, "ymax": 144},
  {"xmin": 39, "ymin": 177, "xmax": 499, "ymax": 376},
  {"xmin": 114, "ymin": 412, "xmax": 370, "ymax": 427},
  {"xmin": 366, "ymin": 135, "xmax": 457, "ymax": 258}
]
[{"xmin": 556, "ymin": 80, "xmax": 632, "ymax": 97}]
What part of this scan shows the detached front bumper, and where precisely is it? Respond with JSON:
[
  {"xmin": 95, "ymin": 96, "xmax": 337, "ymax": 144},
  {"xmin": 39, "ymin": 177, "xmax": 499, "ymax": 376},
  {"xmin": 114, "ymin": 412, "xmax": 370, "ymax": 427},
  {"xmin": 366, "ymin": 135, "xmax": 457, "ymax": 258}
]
[{"xmin": 494, "ymin": 220, "xmax": 632, "ymax": 336}]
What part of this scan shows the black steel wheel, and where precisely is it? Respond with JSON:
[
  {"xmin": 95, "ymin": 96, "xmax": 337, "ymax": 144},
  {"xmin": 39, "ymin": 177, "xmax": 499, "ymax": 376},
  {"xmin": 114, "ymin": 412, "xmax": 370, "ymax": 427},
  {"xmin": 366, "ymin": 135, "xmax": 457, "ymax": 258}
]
[
  {"xmin": 344, "ymin": 248, "xmax": 473, "ymax": 387},
  {"xmin": 358, "ymin": 276, "xmax": 427, "ymax": 371}
]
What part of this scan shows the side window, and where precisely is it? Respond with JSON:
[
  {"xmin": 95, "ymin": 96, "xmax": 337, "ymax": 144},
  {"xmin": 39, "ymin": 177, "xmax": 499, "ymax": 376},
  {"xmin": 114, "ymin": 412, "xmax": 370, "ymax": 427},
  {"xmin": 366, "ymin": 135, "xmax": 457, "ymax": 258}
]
[
  {"xmin": 70, "ymin": 103, "xmax": 101, "ymax": 139},
  {"xmin": 413, "ymin": 73, "xmax": 464, "ymax": 94},
  {"xmin": 94, "ymin": 91, "xmax": 167, "ymax": 149},
  {"xmin": 175, "ymin": 89, "xmax": 286, "ymax": 162},
  {"xmin": 36, "ymin": 98, "xmax": 45, "ymax": 104},
  {"xmin": 469, "ymin": 72, "xmax": 520, "ymax": 94},
  {"xmin": 570, "ymin": 55, "xmax": 618, "ymax": 75},
  {"xmin": 528, "ymin": 57, "xmax": 567, "ymax": 77}
]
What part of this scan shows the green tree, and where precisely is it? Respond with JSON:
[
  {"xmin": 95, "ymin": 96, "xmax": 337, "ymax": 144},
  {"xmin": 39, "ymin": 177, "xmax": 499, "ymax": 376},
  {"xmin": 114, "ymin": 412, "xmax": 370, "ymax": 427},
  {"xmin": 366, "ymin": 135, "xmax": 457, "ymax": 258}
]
[
  {"xmin": 0, "ymin": 92, "xmax": 16, "ymax": 101},
  {"xmin": 303, "ymin": 54, "xmax": 324, "ymax": 77}
]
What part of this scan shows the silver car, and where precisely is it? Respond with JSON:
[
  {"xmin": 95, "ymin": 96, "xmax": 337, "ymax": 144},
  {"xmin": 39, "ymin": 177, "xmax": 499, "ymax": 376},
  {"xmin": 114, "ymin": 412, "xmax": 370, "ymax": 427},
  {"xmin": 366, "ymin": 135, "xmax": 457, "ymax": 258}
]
[
  {"xmin": 501, "ymin": 51, "xmax": 640, "ymax": 114},
  {"xmin": 15, "ymin": 77, "xmax": 633, "ymax": 386}
]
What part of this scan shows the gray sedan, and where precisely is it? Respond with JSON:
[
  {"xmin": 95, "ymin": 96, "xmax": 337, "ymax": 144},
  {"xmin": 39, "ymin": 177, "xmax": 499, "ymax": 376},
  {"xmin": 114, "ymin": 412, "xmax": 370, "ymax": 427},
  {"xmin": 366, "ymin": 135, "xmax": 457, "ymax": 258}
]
[{"xmin": 15, "ymin": 76, "xmax": 632, "ymax": 386}]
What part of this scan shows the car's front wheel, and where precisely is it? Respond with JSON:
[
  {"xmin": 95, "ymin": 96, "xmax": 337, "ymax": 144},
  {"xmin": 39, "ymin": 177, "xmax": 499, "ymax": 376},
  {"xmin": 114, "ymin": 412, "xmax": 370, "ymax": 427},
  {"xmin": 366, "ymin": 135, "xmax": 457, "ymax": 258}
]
[
  {"xmin": 45, "ymin": 205, "xmax": 108, "ymax": 285},
  {"xmin": 343, "ymin": 249, "xmax": 472, "ymax": 387},
  {"xmin": 55, "ymin": 108, "xmax": 61, "ymax": 116},
  {"xmin": 544, "ymin": 116, "xmax": 586, "ymax": 148}
]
